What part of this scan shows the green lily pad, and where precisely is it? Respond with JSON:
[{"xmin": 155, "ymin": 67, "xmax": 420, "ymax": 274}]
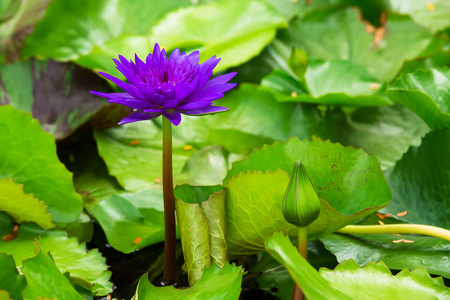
[
  {"xmin": 150, "ymin": 0, "xmax": 287, "ymax": 72},
  {"xmin": 0, "ymin": 253, "xmax": 26, "ymax": 300},
  {"xmin": 224, "ymin": 138, "xmax": 391, "ymax": 257},
  {"xmin": 383, "ymin": 127, "xmax": 450, "ymax": 228},
  {"xmin": 0, "ymin": 105, "xmax": 82, "ymax": 226},
  {"xmin": 320, "ymin": 260, "xmax": 450, "ymax": 299},
  {"xmin": 92, "ymin": 192, "xmax": 168, "ymax": 253},
  {"xmin": 175, "ymin": 146, "xmax": 231, "ymax": 186},
  {"xmin": 22, "ymin": 0, "xmax": 190, "ymax": 78},
  {"xmin": 0, "ymin": 177, "xmax": 54, "ymax": 229},
  {"xmin": 265, "ymin": 233, "xmax": 351, "ymax": 299},
  {"xmin": 321, "ymin": 233, "xmax": 450, "ymax": 279},
  {"xmin": 134, "ymin": 263, "xmax": 243, "ymax": 300},
  {"xmin": 0, "ymin": 214, "xmax": 112, "ymax": 296},
  {"xmin": 266, "ymin": 233, "xmax": 450, "ymax": 300},
  {"xmin": 22, "ymin": 242, "xmax": 84, "ymax": 300},
  {"xmin": 175, "ymin": 186, "xmax": 227, "ymax": 285},
  {"xmin": 94, "ymin": 120, "xmax": 192, "ymax": 192},
  {"xmin": 387, "ymin": 0, "xmax": 450, "ymax": 32},
  {"xmin": 262, "ymin": 0, "xmax": 336, "ymax": 20},
  {"xmin": 316, "ymin": 104, "xmax": 431, "ymax": 170},
  {"xmin": 172, "ymin": 84, "xmax": 321, "ymax": 154},
  {"xmin": 262, "ymin": 61, "xmax": 392, "ymax": 106},
  {"xmin": 384, "ymin": 67, "xmax": 450, "ymax": 129},
  {"xmin": 0, "ymin": 0, "xmax": 52, "ymax": 63},
  {"xmin": 0, "ymin": 59, "xmax": 123, "ymax": 140},
  {"xmin": 282, "ymin": 6, "xmax": 433, "ymax": 81}
]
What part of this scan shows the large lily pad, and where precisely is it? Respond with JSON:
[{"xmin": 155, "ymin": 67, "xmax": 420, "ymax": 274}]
[
  {"xmin": 321, "ymin": 233, "xmax": 450, "ymax": 279},
  {"xmin": 172, "ymin": 84, "xmax": 321, "ymax": 154},
  {"xmin": 224, "ymin": 138, "xmax": 391, "ymax": 257},
  {"xmin": 0, "ymin": 59, "xmax": 123, "ymax": 139},
  {"xmin": 387, "ymin": 0, "xmax": 450, "ymax": 32},
  {"xmin": 384, "ymin": 67, "xmax": 450, "ymax": 129},
  {"xmin": 263, "ymin": 61, "xmax": 392, "ymax": 106},
  {"xmin": 0, "ymin": 0, "xmax": 52, "ymax": 63},
  {"xmin": 22, "ymin": 0, "xmax": 190, "ymax": 78},
  {"xmin": 150, "ymin": 0, "xmax": 287, "ymax": 72},
  {"xmin": 134, "ymin": 263, "xmax": 243, "ymax": 300},
  {"xmin": 316, "ymin": 105, "xmax": 431, "ymax": 170},
  {"xmin": 94, "ymin": 120, "xmax": 192, "ymax": 192},
  {"xmin": 0, "ymin": 105, "xmax": 82, "ymax": 226},
  {"xmin": 0, "ymin": 177, "xmax": 54, "ymax": 229},
  {"xmin": 266, "ymin": 233, "xmax": 450, "ymax": 300},
  {"xmin": 282, "ymin": 6, "xmax": 433, "ymax": 81},
  {"xmin": 320, "ymin": 260, "xmax": 450, "ymax": 299},
  {"xmin": 383, "ymin": 127, "xmax": 450, "ymax": 229}
]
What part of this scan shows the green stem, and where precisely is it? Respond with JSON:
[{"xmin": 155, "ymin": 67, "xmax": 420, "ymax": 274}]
[
  {"xmin": 337, "ymin": 224, "xmax": 450, "ymax": 241},
  {"xmin": 162, "ymin": 117, "xmax": 176, "ymax": 283},
  {"xmin": 292, "ymin": 226, "xmax": 308, "ymax": 300}
]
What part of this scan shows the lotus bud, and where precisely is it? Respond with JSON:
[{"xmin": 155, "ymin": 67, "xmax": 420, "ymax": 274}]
[{"xmin": 282, "ymin": 161, "xmax": 321, "ymax": 227}]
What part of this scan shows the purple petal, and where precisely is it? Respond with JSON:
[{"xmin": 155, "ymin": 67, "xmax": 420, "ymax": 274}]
[
  {"xmin": 162, "ymin": 99, "xmax": 179, "ymax": 109},
  {"xmin": 98, "ymin": 72, "xmax": 145, "ymax": 100},
  {"xmin": 204, "ymin": 72, "xmax": 237, "ymax": 88},
  {"xmin": 169, "ymin": 48, "xmax": 180, "ymax": 61},
  {"xmin": 118, "ymin": 110, "xmax": 162, "ymax": 124},
  {"xmin": 89, "ymin": 91, "xmax": 133, "ymax": 100},
  {"xmin": 192, "ymin": 83, "xmax": 236, "ymax": 99},
  {"xmin": 177, "ymin": 101, "xmax": 213, "ymax": 110},
  {"xmin": 107, "ymin": 99, "xmax": 153, "ymax": 110},
  {"xmin": 180, "ymin": 106, "xmax": 229, "ymax": 116},
  {"xmin": 163, "ymin": 110, "xmax": 182, "ymax": 126}
]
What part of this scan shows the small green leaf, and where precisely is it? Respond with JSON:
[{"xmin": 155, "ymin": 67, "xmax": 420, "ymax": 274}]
[
  {"xmin": 320, "ymin": 260, "xmax": 450, "ymax": 299},
  {"xmin": 0, "ymin": 105, "xmax": 82, "ymax": 226},
  {"xmin": 283, "ymin": 161, "xmax": 321, "ymax": 227},
  {"xmin": 22, "ymin": 242, "xmax": 84, "ymax": 300},
  {"xmin": 0, "ymin": 177, "xmax": 54, "ymax": 229},
  {"xmin": 265, "ymin": 233, "xmax": 351, "ymax": 300},
  {"xmin": 0, "ymin": 253, "xmax": 26, "ymax": 300},
  {"xmin": 134, "ymin": 263, "xmax": 243, "ymax": 300},
  {"xmin": 384, "ymin": 67, "xmax": 450, "ymax": 129},
  {"xmin": 175, "ymin": 199, "xmax": 211, "ymax": 286},
  {"xmin": 150, "ymin": 0, "xmax": 287, "ymax": 72},
  {"xmin": 175, "ymin": 186, "xmax": 228, "ymax": 285},
  {"xmin": 92, "ymin": 193, "xmax": 166, "ymax": 253}
]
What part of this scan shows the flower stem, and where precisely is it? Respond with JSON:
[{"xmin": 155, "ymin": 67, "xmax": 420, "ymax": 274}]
[
  {"xmin": 292, "ymin": 226, "xmax": 308, "ymax": 300},
  {"xmin": 337, "ymin": 224, "xmax": 450, "ymax": 241},
  {"xmin": 162, "ymin": 117, "xmax": 176, "ymax": 283}
]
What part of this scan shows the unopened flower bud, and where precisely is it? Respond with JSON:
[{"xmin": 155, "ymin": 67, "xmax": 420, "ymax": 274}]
[{"xmin": 282, "ymin": 161, "xmax": 321, "ymax": 227}]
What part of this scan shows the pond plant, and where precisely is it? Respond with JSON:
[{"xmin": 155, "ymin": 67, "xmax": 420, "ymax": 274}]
[{"xmin": 0, "ymin": 0, "xmax": 450, "ymax": 299}]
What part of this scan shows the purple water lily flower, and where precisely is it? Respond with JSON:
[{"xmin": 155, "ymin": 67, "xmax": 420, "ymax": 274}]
[{"xmin": 90, "ymin": 44, "xmax": 237, "ymax": 126}]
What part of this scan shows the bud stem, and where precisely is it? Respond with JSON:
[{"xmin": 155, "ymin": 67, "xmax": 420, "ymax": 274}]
[
  {"xmin": 337, "ymin": 224, "xmax": 450, "ymax": 241},
  {"xmin": 162, "ymin": 116, "xmax": 176, "ymax": 283},
  {"xmin": 292, "ymin": 226, "xmax": 308, "ymax": 300}
]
